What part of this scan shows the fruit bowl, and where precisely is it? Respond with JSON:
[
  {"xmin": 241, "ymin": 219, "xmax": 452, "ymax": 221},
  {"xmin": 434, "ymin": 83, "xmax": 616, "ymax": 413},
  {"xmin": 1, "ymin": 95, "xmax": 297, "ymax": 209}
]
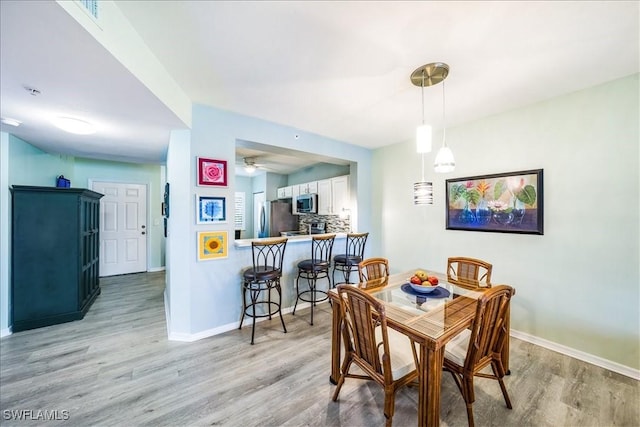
[{"xmin": 409, "ymin": 282, "xmax": 439, "ymax": 293}]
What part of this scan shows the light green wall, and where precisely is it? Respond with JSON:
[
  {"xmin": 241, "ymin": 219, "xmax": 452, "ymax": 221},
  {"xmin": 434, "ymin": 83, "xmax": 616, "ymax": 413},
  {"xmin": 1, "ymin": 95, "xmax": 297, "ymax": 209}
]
[
  {"xmin": 0, "ymin": 136, "xmax": 166, "ymax": 335},
  {"xmin": 73, "ymin": 158, "xmax": 165, "ymax": 270},
  {"xmin": 2, "ymin": 136, "xmax": 74, "ymax": 334},
  {"xmin": 373, "ymin": 74, "xmax": 640, "ymax": 370},
  {"xmin": 8, "ymin": 134, "xmax": 74, "ymax": 186}
]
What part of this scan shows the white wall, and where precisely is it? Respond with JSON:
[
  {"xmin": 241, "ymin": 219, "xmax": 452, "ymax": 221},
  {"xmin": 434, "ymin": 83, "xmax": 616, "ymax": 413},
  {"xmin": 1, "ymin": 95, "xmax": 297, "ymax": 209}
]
[
  {"xmin": 165, "ymin": 129, "xmax": 192, "ymax": 337},
  {"xmin": 373, "ymin": 74, "xmax": 639, "ymax": 371},
  {"xmin": 164, "ymin": 104, "xmax": 373, "ymax": 339}
]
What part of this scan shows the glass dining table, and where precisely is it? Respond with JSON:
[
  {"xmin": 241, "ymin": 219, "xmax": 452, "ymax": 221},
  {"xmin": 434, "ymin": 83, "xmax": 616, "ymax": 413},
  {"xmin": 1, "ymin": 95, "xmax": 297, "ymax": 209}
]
[{"xmin": 328, "ymin": 269, "xmax": 512, "ymax": 427}]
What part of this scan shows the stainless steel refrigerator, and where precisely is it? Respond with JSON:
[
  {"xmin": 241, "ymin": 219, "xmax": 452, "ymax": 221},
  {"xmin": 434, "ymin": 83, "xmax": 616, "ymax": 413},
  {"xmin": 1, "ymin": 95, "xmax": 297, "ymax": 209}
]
[{"xmin": 258, "ymin": 200, "xmax": 299, "ymax": 238}]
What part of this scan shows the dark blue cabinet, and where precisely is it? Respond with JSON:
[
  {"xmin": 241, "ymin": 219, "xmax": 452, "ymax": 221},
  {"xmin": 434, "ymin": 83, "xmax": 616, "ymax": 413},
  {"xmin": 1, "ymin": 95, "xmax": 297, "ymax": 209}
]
[{"xmin": 11, "ymin": 186, "xmax": 103, "ymax": 332}]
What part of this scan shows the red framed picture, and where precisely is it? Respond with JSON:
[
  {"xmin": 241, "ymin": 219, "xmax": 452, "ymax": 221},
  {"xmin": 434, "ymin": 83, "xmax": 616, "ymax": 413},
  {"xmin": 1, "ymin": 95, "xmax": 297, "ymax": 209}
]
[{"xmin": 197, "ymin": 157, "xmax": 227, "ymax": 187}]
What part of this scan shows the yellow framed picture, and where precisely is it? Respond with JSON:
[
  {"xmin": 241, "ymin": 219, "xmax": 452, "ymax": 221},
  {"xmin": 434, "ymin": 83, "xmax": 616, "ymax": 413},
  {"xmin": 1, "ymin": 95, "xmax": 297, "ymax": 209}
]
[{"xmin": 197, "ymin": 231, "xmax": 228, "ymax": 261}]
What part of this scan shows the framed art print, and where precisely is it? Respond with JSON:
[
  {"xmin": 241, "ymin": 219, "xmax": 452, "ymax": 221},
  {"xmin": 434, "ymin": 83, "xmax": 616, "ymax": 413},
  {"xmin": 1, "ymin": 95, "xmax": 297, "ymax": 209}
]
[
  {"xmin": 197, "ymin": 157, "xmax": 227, "ymax": 187},
  {"xmin": 163, "ymin": 182, "xmax": 170, "ymax": 217},
  {"xmin": 196, "ymin": 195, "xmax": 226, "ymax": 224},
  {"xmin": 197, "ymin": 231, "xmax": 228, "ymax": 261},
  {"xmin": 445, "ymin": 169, "xmax": 543, "ymax": 235}
]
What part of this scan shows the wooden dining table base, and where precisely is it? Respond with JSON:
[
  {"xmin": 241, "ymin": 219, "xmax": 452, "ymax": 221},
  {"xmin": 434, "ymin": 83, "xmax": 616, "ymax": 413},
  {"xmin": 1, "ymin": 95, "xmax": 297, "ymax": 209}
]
[{"xmin": 328, "ymin": 272, "xmax": 513, "ymax": 427}]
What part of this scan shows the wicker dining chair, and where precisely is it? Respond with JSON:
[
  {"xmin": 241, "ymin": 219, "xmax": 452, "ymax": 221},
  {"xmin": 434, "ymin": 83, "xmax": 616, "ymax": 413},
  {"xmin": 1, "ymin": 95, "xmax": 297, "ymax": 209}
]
[
  {"xmin": 443, "ymin": 285, "xmax": 515, "ymax": 427},
  {"xmin": 357, "ymin": 257, "xmax": 390, "ymax": 289},
  {"xmin": 332, "ymin": 285, "xmax": 418, "ymax": 427},
  {"xmin": 447, "ymin": 257, "xmax": 493, "ymax": 290}
]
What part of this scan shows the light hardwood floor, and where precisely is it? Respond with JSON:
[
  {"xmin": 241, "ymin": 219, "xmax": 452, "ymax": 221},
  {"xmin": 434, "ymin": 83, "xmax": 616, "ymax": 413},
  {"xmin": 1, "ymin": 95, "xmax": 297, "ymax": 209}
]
[{"xmin": 1, "ymin": 272, "xmax": 638, "ymax": 426}]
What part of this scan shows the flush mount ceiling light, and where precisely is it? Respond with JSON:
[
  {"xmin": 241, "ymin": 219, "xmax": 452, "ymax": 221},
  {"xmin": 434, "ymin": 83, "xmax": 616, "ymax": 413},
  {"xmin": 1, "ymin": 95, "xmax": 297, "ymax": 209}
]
[
  {"xmin": 51, "ymin": 116, "xmax": 96, "ymax": 135},
  {"xmin": 1, "ymin": 117, "xmax": 21, "ymax": 127}
]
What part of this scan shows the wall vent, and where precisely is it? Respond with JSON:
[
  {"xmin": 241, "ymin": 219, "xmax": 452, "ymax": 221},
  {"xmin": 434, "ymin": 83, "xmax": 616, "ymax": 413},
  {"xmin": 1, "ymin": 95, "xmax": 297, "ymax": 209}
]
[{"xmin": 79, "ymin": 0, "xmax": 99, "ymax": 19}]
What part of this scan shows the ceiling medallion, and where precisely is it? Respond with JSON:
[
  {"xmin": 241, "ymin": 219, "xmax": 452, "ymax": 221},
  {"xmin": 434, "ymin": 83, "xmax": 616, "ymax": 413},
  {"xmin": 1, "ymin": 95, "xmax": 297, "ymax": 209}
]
[{"xmin": 410, "ymin": 63, "xmax": 449, "ymax": 88}]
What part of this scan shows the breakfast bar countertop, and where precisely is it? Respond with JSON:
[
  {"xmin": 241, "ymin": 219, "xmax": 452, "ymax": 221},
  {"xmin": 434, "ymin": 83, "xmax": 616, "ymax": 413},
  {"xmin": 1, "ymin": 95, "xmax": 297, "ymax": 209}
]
[{"xmin": 234, "ymin": 232, "xmax": 347, "ymax": 248}]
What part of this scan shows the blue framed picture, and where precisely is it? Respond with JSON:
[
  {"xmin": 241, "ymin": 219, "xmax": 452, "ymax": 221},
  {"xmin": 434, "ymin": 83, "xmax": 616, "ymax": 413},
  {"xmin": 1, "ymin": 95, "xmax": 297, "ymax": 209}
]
[
  {"xmin": 196, "ymin": 195, "xmax": 226, "ymax": 224},
  {"xmin": 445, "ymin": 169, "xmax": 543, "ymax": 235}
]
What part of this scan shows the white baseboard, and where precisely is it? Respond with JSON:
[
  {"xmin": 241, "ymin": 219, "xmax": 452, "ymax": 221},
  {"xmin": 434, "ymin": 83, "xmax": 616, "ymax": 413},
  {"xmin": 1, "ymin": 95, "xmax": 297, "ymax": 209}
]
[
  {"xmin": 148, "ymin": 266, "xmax": 166, "ymax": 272},
  {"xmin": 0, "ymin": 327, "xmax": 11, "ymax": 338},
  {"xmin": 162, "ymin": 302, "xmax": 639, "ymax": 381},
  {"xmin": 510, "ymin": 329, "xmax": 639, "ymax": 380},
  {"xmin": 166, "ymin": 300, "xmax": 323, "ymax": 342}
]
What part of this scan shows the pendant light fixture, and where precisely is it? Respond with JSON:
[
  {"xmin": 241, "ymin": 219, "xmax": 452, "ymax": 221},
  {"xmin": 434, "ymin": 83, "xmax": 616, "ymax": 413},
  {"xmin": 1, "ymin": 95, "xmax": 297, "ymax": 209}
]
[
  {"xmin": 413, "ymin": 156, "xmax": 433, "ymax": 205},
  {"xmin": 410, "ymin": 62, "xmax": 449, "ymax": 204},
  {"xmin": 434, "ymin": 78, "xmax": 455, "ymax": 173},
  {"xmin": 416, "ymin": 68, "xmax": 432, "ymax": 154}
]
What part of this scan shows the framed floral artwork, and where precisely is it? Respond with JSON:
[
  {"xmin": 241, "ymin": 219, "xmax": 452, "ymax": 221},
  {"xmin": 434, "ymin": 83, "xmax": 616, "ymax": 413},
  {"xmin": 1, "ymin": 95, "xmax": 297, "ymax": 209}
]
[
  {"xmin": 196, "ymin": 195, "xmax": 226, "ymax": 224},
  {"xmin": 197, "ymin": 231, "xmax": 228, "ymax": 261},
  {"xmin": 197, "ymin": 157, "xmax": 227, "ymax": 187},
  {"xmin": 445, "ymin": 169, "xmax": 543, "ymax": 235}
]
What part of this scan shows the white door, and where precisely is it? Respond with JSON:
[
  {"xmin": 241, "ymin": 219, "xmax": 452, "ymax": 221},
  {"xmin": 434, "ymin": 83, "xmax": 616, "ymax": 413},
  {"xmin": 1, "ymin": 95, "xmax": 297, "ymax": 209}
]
[
  {"xmin": 253, "ymin": 192, "xmax": 265, "ymax": 238},
  {"xmin": 92, "ymin": 181, "xmax": 148, "ymax": 276}
]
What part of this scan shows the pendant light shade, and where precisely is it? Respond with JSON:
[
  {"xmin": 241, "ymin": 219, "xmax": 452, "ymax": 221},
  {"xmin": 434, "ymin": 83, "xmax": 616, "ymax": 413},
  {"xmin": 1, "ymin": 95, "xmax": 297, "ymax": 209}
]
[
  {"xmin": 434, "ymin": 146, "xmax": 455, "ymax": 173},
  {"xmin": 413, "ymin": 181, "xmax": 433, "ymax": 205},
  {"xmin": 433, "ymin": 79, "xmax": 455, "ymax": 173}
]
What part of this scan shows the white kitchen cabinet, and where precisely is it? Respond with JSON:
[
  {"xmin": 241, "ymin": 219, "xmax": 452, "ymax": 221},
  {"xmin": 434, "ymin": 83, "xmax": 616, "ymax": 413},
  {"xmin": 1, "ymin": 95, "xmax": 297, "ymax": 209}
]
[
  {"xmin": 276, "ymin": 186, "xmax": 293, "ymax": 199},
  {"xmin": 317, "ymin": 175, "xmax": 349, "ymax": 215},
  {"xmin": 317, "ymin": 179, "xmax": 331, "ymax": 215},
  {"xmin": 299, "ymin": 181, "xmax": 318, "ymax": 194},
  {"xmin": 331, "ymin": 175, "xmax": 349, "ymax": 214}
]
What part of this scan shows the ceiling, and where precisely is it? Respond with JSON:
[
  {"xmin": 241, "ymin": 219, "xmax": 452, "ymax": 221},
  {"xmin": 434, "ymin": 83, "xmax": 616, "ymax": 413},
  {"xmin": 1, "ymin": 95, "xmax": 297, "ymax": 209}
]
[{"xmin": 1, "ymin": 1, "xmax": 638, "ymax": 171}]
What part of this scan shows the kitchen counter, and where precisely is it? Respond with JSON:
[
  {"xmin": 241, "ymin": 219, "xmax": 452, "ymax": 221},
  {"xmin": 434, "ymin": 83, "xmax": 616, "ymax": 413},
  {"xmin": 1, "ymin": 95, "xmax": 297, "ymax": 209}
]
[{"xmin": 234, "ymin": 232, "xmax": 347, "ymax": 248}]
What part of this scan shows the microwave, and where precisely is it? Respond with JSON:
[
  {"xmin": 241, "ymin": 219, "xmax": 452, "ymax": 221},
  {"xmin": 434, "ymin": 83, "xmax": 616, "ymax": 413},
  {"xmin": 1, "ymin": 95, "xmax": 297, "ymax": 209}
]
[{"xmin": 296, "ymin": 193, "xmax": 317, "ymax": 214}]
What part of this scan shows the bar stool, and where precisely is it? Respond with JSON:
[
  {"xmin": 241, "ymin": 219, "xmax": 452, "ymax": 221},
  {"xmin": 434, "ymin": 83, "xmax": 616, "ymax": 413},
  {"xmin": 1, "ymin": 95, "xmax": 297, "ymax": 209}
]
[
  {"xmin": 239, "ymin": 237, "xmax": 288, "ymax": 345},
  {"xmin": 332, "ymin": 232, "xmax": 369, "ymax": 285},
  {"xmin": 293, "ymin": 234, "xmax": 336, "ymax": 325}
]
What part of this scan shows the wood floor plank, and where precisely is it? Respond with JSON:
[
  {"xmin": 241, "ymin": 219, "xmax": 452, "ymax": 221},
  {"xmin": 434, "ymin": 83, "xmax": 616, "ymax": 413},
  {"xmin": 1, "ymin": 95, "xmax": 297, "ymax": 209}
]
[{"xmin": 1, "ymin": 272, "xmax": 638, "ymax": 426}]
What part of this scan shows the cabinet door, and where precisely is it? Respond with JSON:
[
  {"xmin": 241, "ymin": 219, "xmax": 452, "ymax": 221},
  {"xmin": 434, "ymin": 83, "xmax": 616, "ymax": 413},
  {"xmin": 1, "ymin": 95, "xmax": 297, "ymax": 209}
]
[
  {"xmin": 317, "ymin": 179, "xmax": 332, "ymax": 215},
  {"xmin": 277, "ymin": 187, "xmax": 285, "ymax": 199},
  {"xmin": 307, "ymin": 181, "xmax": 318, "ymax": 194},
  {"xmin": 284, "ymin": 186, "xmax": 293, "ymax": 198},
  {"xmin": 291, "ymin": 185, "xmax": 300, "ymax": 215},
  {"xmin": 332, "ymin": 175, "xmax": 350, "ymax": 214}
]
